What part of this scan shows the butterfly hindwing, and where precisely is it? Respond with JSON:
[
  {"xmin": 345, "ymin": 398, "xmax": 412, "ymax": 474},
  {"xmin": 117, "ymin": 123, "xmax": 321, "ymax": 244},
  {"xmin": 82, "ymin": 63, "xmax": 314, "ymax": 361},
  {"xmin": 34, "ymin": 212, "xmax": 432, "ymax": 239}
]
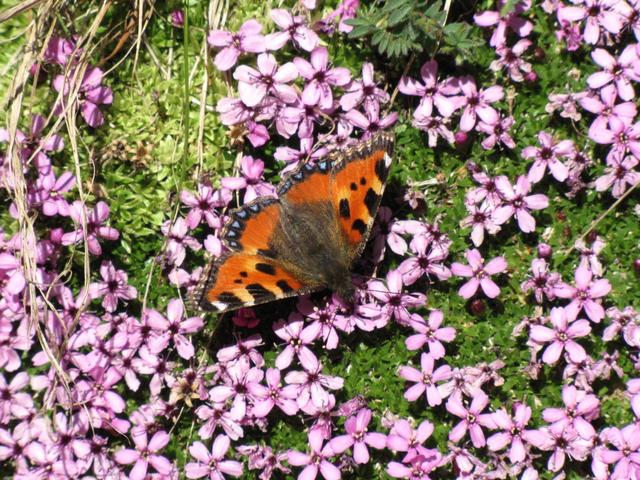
[
  {"xmin": 198, "ymin": 253, "xmax": 318, "ymax": 312},
  {"xmin": 330, "ymin": 132, "xmax": 394, "ymax": 261}
]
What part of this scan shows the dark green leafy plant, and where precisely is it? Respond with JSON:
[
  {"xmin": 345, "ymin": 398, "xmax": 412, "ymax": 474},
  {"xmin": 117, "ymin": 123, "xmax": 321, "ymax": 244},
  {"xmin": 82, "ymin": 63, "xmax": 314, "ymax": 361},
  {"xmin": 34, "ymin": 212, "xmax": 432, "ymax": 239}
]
[{"xmin": 346, "ymin": 0, "xmax": 484, "ymax": 61}]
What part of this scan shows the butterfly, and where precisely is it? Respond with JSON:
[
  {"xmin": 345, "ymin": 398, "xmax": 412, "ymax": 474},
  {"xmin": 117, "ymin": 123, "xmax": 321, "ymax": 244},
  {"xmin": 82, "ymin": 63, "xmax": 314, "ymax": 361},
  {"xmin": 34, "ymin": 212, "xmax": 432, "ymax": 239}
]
[{"xmin": 189, "ymin": 131, "xmax": 395, "ymax": 313}]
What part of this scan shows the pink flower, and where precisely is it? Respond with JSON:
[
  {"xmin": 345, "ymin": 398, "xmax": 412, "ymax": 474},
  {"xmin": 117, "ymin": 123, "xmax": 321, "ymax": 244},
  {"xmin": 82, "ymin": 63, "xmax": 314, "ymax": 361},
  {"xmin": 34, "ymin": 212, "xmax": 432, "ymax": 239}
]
[
  {"xmin": 88, "ymin": 260, "xmax": 137, "ymax": 312},
  {"xmin": 386, "ymin": 419, "xmax": 434, "ymax": 460},
  {"xmin": 457, "ymin": 76, "xmax": 503, "ymax": 132},
  {"xmin": 446, "ymin": 391, "xmax": 494, "ymax": 448},
  {"xmin": 248, "ymin": 368, "xmax": 298, "ymax": 417},
  {"xmin": 399, "ymin": 352, "xmax": 451, "ymax": 406},
  {"xmin": 590, "ymin": 116, "xmax": 640, "ymax": 160},
  {"xmin": 273, "ymin": 313, "xmax": 320, "ymax": 370},
  {"xmin": 451, "ymin": 249, "xmax": 507, "ymax": 299},
  {"xmin": 53, "ymin": 67, "xmax": 113, "ymax": 128},
  {"xmin": 466, "ymin": 163, "xmax": 503, "ymax": 207},
  {"xmin": 398, "ymin": 60, "xmax": 460, "ymax": 118},
  {"xmin": 587, "ymin": 46, "xmax": 640, "ymax": 101},
  {"xmin": 340, "ymin": 63, "xmax": 390, "ymax": 111},
  {"xmin": 405, "ymin": 310, "xmax": 456, "ymax": 359},
  {"xmin": 599, "ymin": 424, "xmax": 640, "ymax": 479},
  {"xmin": 547, "ymin": 91, "xmax": 585, "ymax": 121},
  {"xmin": 386, "ymin": 448, "xmax": 443, "ymax": 479},
  {"xmin": 43, "ymin": 36, "xmax": 77, "ymax": 65},
  {"xmin": 474, "ymin": 0, "xmax": 533, "ymax": 47},
  {"xmin": 195, "ymin": 401, "xmax": 243, "ymax": 441},
  {"xmin": 486, "ymin": 402, "xmax": 532, "ymax": 463},
  {"xmin": 523, "ymin": 131, "xmax": 574, "ymax": 183},
  {"xmin": 0, "ymin": 372, "xmax": 32, "ymax": 423},
  {"xmin": 397, "ymin": 233, "xmax": 451, "ymax": 285},
  {"xmin": 595, "ymin": 150, "xmax": 640, "ymax": 198},
  {"xmin": 37, "ymin": 170, "xmax": 75, "ymax": 216},
  {"xmin": 604, "ymin": 306, "xmax": 640, "ymax": 345},
  {"xmin": 132, "ymin": 347, "xmax": 176, "ymax": 397},
  {"xmin": 461, "ymin": 202, "xmax": 500, "ymax": 246},
  {"xmin": 162, "ymin": 218, "xmax": 202, "ymax": 267},
  {"xmin": 209, "ymin": 357, "xmax": 263, "ymax": 418},
  {"xmin": 368, "ymin": 270, "xmax": 426, "ymax": 324},
  {"xmin": 61, "ymin": 200, "xmax": 119, "ymax": 255},
  {"xmin": 288, "ymin": 430, "xmax": 341, "ymax": 480},
  {"xmin": 345, "ymin": 102, "xmax": 398, "ymax": 139},
  {"xmin": 523, "ymin": 424, "xmax": 591, "ymax": 471},
  {"xmin": 266, "ymin": 9, "xmax": 320, "ymax": 51},
  {"xmin": 0, "ymin": 253, "xmax": 26, "ymax": 296},
  {"xmin": 490, "ymin": 39, "xmax": 532, "ymax": 82},
  {"xmin": 554, "ymin": 265, "xmax": 611, "ymax": 323},
  {"xmin": 208, "ymin": 20, "xmax": 265, "ymax": 71},
  {"xmin": 217, "ymin": 334, "xmax": 265, "ymax": 367},
  {"xmin": 180, "ymin": 184, "xmax": 229, "ymax": 229},
  {"xmin": 328, "ymin": 408, "xmax": 387, "ymax": 464},
  {"xmin": 521, "ymin": 258, "xmax": 561, "ymax": 304},
  {"xmin": 477, "ymin": 114, "xmax": 516, "ymax": 149},
  {"xmin": 170, "ymin": 10, "xmax": 184, "ymax": 27},
  {"xmin": 580, "ymin": 84, "xmax": 637, "ymax": 138},
  {"xmin": 221, "ymin": 155, "xmax": 277, "ymax": 203},
  {"xmin": 529, "ymin": 307, "xmax": 591, "ymax": 364},
  {"xmin": 317, "ymin": 0, "xmax": 360, "ymax": 34},
  {"xmin": 146, "ymin": 299, "xmax": 203, "ymax": 359},
  {"xmin": 294, "ymin": 47, "xmax": 351, "ymax": 109},
  {"xmin": 412, "ymin": 112, "xmax": 454, "ymax": 146},
  {"xmin": 493, "ymin": 175, "xmax": 549, "ymax": 233},
  {"xmin": 558, "ymin": 0, "xmax": 628, "ymax": 45},
  {"xmin": 284, "ymin": 354, "xmax": 344, "ymax": 409},
  {"xmin": 542, "ymin": 385, "xmax": 599, "ymax": 440},
  {"xmin": 114, "ymin": 430, "xmax": 173, "ymax": 479},
  {"xmin": 185, "ymin": 436, "xmax": 243, "ymax": 479},
  {"xmin": 233, "ymin": 53, "xmax": 298, "ymax": 107}
]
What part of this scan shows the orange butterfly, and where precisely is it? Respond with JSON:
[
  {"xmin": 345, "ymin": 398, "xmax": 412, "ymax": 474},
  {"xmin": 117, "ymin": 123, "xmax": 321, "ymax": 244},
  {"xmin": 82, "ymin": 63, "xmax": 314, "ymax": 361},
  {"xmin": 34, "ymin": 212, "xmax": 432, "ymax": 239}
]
[{"xmin": 190, "ymin": 131, "xmax": 395, "ymax": 313}]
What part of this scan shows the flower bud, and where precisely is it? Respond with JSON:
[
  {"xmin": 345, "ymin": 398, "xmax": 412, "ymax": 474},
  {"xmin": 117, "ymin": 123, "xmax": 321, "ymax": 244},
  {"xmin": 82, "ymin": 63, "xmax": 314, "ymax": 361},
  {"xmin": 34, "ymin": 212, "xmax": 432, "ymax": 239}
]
[
  {"xmin": 537, "ymin": 243, "xmax": 552, "ymax": 260},
  {"xmin": 170, "ymin": 10, "xmax": 185, "ymax": 27}
]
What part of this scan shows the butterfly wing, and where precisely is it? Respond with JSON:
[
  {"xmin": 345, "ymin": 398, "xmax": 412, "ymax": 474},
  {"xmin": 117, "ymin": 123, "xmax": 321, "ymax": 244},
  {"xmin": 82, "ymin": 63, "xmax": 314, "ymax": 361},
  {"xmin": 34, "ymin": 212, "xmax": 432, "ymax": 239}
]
[
  {"xmin": 330, "ymin": 131, "xmax": 394, "ymax": 262},
  {"xmin": 191, "ymin": 196, "xmax": 322, "ymax": 313},
  {"xmin": 195, "ymin": 253, "xmax": 319, "ymax": 312}
]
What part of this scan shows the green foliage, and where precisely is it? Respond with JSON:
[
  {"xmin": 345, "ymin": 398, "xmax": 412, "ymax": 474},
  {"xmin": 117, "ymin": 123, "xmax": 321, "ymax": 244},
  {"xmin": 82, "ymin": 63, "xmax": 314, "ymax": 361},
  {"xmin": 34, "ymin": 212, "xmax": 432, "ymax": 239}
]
[{"xmin": 346, "ymin": 0, "xmax": 484, "ymax": 62}]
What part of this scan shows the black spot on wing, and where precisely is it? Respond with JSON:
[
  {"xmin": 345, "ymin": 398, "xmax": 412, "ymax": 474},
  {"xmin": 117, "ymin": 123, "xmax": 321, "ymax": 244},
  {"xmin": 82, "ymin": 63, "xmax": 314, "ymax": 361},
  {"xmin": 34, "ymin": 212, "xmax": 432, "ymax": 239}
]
[
  {"xmin": 339, "ymin": 199, "xmax": 351, "ymax": 219},
  {"xmin": 277, "ymin": 280, "xmax": 294, "ymax": 293},
  {"xmin": 364, "ymin": 188, "xmax": 380, "ymax": 216},
  {"xmin": 218, "ymin": 292, "xmax": 242, "ymax": 305},
  {"xmin": 240, "ymin": 271, "xmax": 248, "ymax": 278},
  {"xmin": 375, "ymin": 158, "xmax": 389, "ymax": 182},
  {"xmin": 360, "ymin": 177, "xmax": 367, "ymax": 185},
  {"xmin": 350, "ymin": 182, "xmax": 357, "ymax": 191},
  {"xmin": 255, "ymin": 262, "xmax": 276, "ymax": 275},
  {"xmin": 234, "ymin": 279, "xmax": 242, "ymax": 284},
  {"xmin": 351, "ymin": 219, "xmax": 367, "ymax": 234},
  {"xmin": 246, "ymin": 283, "xmax": 276, "ymax": 302},
  {"xmin": 257, "ymin": 248, "xmax": 277, "ymax": 258}
]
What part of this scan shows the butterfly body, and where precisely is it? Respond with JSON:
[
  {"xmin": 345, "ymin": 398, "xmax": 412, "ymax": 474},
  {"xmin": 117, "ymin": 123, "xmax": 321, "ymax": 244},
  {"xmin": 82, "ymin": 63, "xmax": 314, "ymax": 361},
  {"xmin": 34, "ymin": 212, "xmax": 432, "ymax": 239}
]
[{"xmin": 191, "ymin": 131, "xmax": 394, "ymax": 313}]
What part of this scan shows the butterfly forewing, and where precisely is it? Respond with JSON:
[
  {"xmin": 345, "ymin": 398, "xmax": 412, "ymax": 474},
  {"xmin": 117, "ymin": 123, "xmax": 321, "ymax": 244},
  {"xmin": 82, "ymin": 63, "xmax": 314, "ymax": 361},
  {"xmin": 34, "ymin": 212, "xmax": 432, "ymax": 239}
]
[{"xmin": 221, "ymin": 197, "xmax": 280, "ymax": 255}]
